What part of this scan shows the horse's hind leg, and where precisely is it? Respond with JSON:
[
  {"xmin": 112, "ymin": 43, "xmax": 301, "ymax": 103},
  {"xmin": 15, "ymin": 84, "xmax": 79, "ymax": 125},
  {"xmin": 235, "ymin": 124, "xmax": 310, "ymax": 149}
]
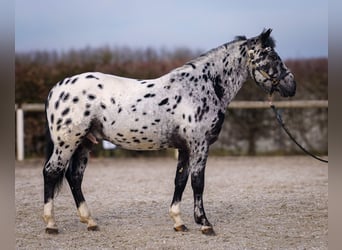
[
  {"xmin": 43, "ymin": 147, "xmax": 72, "ymax": 234},
  {"xmin": 170, "ymin": 148, "xmax": 190, "ymax": 232},
  {"xmin": 65, "ymin": 139, "xmax": 98, "ymax": 231}
]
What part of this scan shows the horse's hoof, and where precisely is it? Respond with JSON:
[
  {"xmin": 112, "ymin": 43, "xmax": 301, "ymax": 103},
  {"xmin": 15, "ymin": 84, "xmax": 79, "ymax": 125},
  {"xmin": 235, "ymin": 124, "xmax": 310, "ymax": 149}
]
[
  {"xmin": 87, "ymin": 225, "xmax": 99, "ymax": 231},
  {"xmin": 201, "ymin": 226, "xmax": 216, "ymax": 236},
  {"xmin": 174, "ymin": 224, "xmax": 189, "ymax": 232},
  {"xmin": 45, "ymin": 227, "xmax": 59, "ymax": 234}
]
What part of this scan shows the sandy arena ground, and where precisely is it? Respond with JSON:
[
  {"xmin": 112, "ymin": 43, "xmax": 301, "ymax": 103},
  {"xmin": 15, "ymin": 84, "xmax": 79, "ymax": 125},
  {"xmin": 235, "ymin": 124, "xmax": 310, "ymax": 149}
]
[{"xmin": 15, "ymin": 156, "xmax": 328, "ymax": 249}]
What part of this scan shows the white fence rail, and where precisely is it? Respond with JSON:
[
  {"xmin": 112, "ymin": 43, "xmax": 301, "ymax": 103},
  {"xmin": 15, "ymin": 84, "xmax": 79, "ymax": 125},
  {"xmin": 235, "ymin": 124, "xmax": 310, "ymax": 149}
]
[{"xmin": 15, "ymin": 100, "xmax": 328, "ymax": 161}]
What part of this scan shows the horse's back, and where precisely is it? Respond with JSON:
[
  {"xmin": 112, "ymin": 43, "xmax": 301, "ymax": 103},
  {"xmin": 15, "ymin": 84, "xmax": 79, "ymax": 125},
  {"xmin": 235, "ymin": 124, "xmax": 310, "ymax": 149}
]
[{"xmin": 48, "ymin": 72, "xmax": 139, "ymax": 100}]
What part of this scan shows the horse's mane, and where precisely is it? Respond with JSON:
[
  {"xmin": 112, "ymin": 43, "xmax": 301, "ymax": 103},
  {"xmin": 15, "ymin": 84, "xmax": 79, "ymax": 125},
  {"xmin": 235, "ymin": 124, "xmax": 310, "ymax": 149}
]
[
  {"xmin": 234, "ymin": 35, "xmax": 247, "ymax": 41},
  {"xmin": 182, "ymin": 31, "xmax": 275, "ymax": 69},
  {"xmin": 184, "ymin": 37, "xmax": 246, "ymax": 67}
]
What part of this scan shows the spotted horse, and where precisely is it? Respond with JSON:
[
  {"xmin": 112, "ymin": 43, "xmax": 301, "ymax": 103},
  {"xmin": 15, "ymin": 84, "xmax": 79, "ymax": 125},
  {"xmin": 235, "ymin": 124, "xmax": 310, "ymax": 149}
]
[{"xmin": 43, "ymin": 29, "xmax": 296, "ymax": 235}]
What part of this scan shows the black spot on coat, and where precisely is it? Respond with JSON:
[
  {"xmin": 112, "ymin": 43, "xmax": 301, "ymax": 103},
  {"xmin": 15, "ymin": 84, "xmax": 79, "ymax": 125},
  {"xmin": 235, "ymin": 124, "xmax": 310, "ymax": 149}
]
[
  {"xmin": 209, "ymin": 110, "xmax": 225, "ymax": 144},
  {"xmin": 176, "ymin": 96, "xmax": 182, "ymax": 104},
  {"xmin": 63, "ymin": 93, "xmax": 70, "ymax": 102},
  {"xmin": 213, "ymin": 75, "xmax": 224, "ymax": 100},
  {"xmin": 61, "ymin": 108, "xmax": 70, "ymax": 116},
  {"xmin": 144, "ymin": 93, "xmax": 156, "ymax": 98},
  {"xmin": 100, "ymin": 103, "xmax": 106, "ymax": 109},
  {"xmin": 88, "ymin": 94, "xmax": 96, "ymax": 100},
  {"xmin": 86, "ymin": 74, "xmax": 100, "ymax": 80},
  {"xmin": 71, "ymin": 78, "xmax": 78, "ymax": 84},
  {"xmin": 186, "ymin": 62, "xmax": 196, "ymax": 69},
  {"xmin": 158, "ymin": 98, "xmax": 169, "ymax": 106},
  {"xmin": 65, "ymin": 119, "xmax": 72, "ymax": 125}
]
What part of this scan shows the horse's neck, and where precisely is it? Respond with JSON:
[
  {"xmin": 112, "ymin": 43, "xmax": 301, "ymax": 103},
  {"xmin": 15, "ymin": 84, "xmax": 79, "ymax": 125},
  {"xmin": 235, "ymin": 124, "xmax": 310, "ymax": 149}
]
[
  {"xmin": 167, "ymin": 41, "xmax": 249, "ymax": 109},
  {"xmin": 203, "ymin": 42, "xmax": 249, "ymax": 107}
]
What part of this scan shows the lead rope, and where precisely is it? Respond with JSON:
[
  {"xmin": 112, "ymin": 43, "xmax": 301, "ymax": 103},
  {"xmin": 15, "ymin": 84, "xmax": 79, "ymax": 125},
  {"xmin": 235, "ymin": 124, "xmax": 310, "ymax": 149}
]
[{"xmin": 268, "ymin": 95, "xmax": 328, "ymax": 163}]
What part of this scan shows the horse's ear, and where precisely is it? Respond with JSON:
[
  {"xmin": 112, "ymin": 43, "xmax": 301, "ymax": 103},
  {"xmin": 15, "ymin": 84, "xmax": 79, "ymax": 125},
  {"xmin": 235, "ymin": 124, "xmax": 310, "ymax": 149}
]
[
  {"xmin": 260, "ymin": 28, "xmax": 272, "ymax": 41},
  {"xmin": 260, "ymin": 28, "xmax": 275, "ymax": 48}
]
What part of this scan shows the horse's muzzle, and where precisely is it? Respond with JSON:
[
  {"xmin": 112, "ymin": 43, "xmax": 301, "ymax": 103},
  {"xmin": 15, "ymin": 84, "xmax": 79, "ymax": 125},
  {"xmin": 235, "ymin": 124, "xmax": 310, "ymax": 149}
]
[{"xmin": 278, "ymin": 74, "xmax": 296, "ymax": 97}]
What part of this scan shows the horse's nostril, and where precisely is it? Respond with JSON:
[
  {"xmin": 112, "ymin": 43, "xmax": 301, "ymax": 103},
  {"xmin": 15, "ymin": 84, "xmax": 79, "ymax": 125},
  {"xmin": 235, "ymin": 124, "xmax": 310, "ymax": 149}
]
[{"xmin": 280, "ymin": 81, "xmax": 296, "ymax": 97}]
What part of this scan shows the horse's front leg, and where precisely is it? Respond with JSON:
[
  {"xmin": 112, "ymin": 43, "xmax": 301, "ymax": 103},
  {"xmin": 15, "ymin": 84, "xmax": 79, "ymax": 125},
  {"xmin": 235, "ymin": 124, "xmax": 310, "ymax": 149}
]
[
  {"xmin": 190, "ymin": 148, "xmax": 216, "ymax": 236},
  {"xmin": 170, "ymin": 148, "xmax": 190, "ymax": 232}
]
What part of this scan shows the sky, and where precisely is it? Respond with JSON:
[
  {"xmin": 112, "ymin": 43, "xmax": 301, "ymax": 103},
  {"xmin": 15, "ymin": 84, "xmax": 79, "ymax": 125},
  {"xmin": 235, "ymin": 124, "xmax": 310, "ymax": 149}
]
[{"xmin": 15, "ymin": 0, "xmax": 328, "ymax": 59}]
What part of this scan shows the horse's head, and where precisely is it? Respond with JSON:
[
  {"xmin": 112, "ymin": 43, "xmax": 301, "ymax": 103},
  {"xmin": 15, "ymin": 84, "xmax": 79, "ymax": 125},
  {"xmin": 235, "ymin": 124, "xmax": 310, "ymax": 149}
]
[{"xmin": 246, "ymin": 29, "xmax": 296, "ymax": 97}]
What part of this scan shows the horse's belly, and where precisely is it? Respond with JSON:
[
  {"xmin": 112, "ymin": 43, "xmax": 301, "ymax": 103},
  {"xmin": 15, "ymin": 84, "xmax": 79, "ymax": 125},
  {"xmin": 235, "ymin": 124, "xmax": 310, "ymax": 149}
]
[
  {"xmin": 113, "ymin": 140, "xmax": 167, "ymax": 151},
  {"xmin": 104, "ymin": 126, "xmax": 171, "ymax": 151},
  {"xmin": 109, "ymin": 137, "xmax": 170, "ymax": 151}
]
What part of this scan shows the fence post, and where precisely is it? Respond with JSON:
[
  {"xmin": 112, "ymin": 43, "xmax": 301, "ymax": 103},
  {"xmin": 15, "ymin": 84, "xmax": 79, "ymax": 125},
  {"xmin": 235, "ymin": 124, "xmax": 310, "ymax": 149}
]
[{"xmin": 16, "ymin": 108, "xmax": 24, "ymax": 161}]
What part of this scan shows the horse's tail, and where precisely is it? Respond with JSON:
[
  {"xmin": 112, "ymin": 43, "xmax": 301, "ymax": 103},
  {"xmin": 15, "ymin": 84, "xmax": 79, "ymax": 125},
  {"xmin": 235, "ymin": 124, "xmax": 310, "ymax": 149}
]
[{"xmin": 44, "ymin": 106, "xmax": 54, "ymax": 164}]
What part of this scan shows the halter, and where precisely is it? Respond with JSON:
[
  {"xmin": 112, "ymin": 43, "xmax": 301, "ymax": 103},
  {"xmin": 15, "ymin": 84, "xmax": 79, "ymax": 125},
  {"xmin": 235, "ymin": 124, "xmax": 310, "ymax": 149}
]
[{"xmin": 246, "ymin": 49, "xmax": 288, "ymax": 94}]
